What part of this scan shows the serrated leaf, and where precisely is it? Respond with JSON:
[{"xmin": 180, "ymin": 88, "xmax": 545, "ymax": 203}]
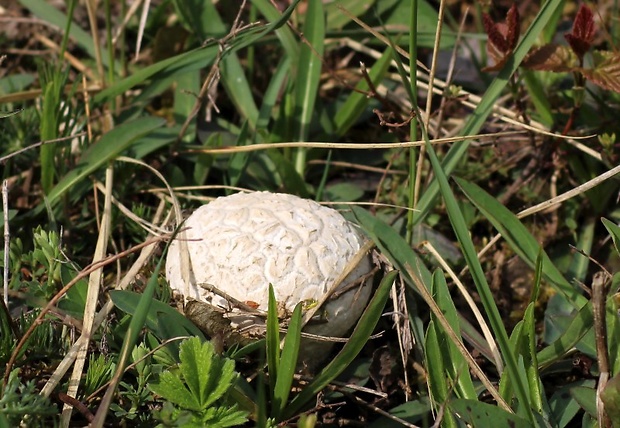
[
  {"xmin": 564, "ymin": 4, "xmax": 595, "ymax": 59},
  {"xmin": 151, "ymin": 371, "xmax": 201, "ymax": 410},
  {"xmin": 505, "ymin": 4, "xmax": 521, "ymax": 52},
  {"xmin": 483, "ymin": 13, "xmax": 509, "ymax": 54},
  {"xmin": 150, "ymin": 337, "xmax": 239, "ymax": 413},
  {"xmin": 482, "ymin": 4, "xmax": 520, "ymax": 72},
  {"xmin": 522, "ymin": 44, "xmax": 578, "ymax": 72},
  {"xmin": 580, "ymin": 50, "xmax": 620, "ymax": 94}
]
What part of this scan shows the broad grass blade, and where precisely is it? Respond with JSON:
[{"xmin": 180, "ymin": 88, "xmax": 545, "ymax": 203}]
[
  {"xmin": 412, "ymin": 0, "xmax": 566, "ymax": 225},
  {"xmin": 454, "ymin": 177, "xmax": 588, "ymax": 309},
  {"xmin": 266, "ymin": 285, "xmax": 280, "ymax": 395},
  {"xmin": 425, "ymin": 320, "xmax": 458, "ymax": 428},
  {"xmin": 44, "ymin": 117, "xmax": 165, "ymax": 207},
  {"xmin": 449, "ymin": 399, "xmax": 532, "ymax": 428},
  {"xmin": 421, "ymin": 132, "xmax": 533, "ymax": 421},
  {"xmin": 19, "ymin": 0, "xmax": 117, "ymax": 71},
  {"xmin": 333, "ymin": 47, "xmax": 393, "ymax": 137},
  {"xmin": 430, "ymin": 270, "xmax": 477, "ymax": 400},
  {"xmin": 272, "ymin": 303, "xmax": 302, "ymax": 420},
  {"xmin": 283, "ymin": 269, "xmax": 398, "ymax": 418},
  {"xmin": 293, "ymin": 0, "xmax": 325, "ymax": 173}
]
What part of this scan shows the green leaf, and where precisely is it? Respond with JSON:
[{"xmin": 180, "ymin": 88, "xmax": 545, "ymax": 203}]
[
  {"xmin": 283, "ymin": 269, "xmax": 397, "ymax": 419},
  {"xmin": 44, "ymin": 117, "xmax": 165, "ymax": 207},
  {"xmin": 602, "ymin": 217, "xmax": 620, "ymax": 259},
  {"xmin": 221, "ymin": 54, "xmax": 259, "ymax": 129},
  {"xmin": 94, "ymin": 47, "xmax": 218, "ymax": 103},
  {"xmin": 422, "ymin": 133, "xmax": 532, "ymax": 421},
  {"xmin": 333, "ymin": 46, "xmax": 393, "ymax": 137},
  {"xmin": 430, "ymin": 270, "xmax": 477, "ymax": 400},
  {"xmin": 151, "ymin": 371, "xmax": 200, "ymax": 410},
  {"xmin": 251, "ymin": 0, "xmax": 300, "ymax": 62},
  {"xmin": 454, "ymin": 177, "xmax": 588, "ymax": 310},
  {"xmin": 412, "ymin": 0, "xmax": 566, "ymax": 225},
  {"xmin": 272, "ymin": 303, "xmax": 302, "ymax": 420},
  {"xmin": 449, "ymin": 399, "xmax": 532, "ymax": 428},
  {"xmin": 150, "ymin": 337, "xmax": 241, "ymax": 415},
  {"xmin": 601, "ymin": 374, "xmax": 620, "ymax": 426},
  {"xmin": 570, "ymin": 386, "xmax": 597, "ymax": 418},
  {"xmin": 172, "ymin": 0, "xmax": 227, "ymax": 40},
  {"xmin": 548, "ymin": 380, "xmax": 595, "ymax": 428},
  {"xmin": 110, "ymin": 290, "xmax": 205, "ymax": 341},
  {"xmin": 425, "ymin": 320, "xmax": 458, "ymax": 428},
  {"xmin": 537, "ymin": 302, "xmax": 593, "ymax": 368},
  {"xmin": 266, "ymin": 284, "xmax": 280, "ymax": 395},
  {"xmin": 293, "ymin": 0, "xmax": 325, "ymax": 173}
]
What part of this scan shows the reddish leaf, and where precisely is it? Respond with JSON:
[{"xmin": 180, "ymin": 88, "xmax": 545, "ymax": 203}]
[
  {"xmin": 522, "ymin": 44, "xmax": 578, "ymax": 72},
  {"xmin": 482, "ymin": 4, "xmax": 521, "ymax": 71},
  {"xmin": 482, "ymin": 52, "xmax": 510, "ymax": 73},
  {"xmin": 580, "ymin": 50, "xmax": 620, "ymax": 94},
  {"xmin": 565, "ymin": 4, "xmax": 596, "ymax": 60},
  {"xmin": 483, "ymin": 13, "xmax": 509, "ymax": 53},
  {"xmin": 505, "ymin": 4, "xmax": 520, "ymax": 52}
]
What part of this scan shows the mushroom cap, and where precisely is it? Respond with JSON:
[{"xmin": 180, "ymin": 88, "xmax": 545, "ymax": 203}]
[{"xmin": 165, "ymin": 191, "xmax": 373, "ymax": 339}]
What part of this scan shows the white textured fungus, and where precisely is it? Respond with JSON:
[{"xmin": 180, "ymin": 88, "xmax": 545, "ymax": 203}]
[{"xmin": 165, "ymin": 191, "xmax": 373, "ymax": 339}]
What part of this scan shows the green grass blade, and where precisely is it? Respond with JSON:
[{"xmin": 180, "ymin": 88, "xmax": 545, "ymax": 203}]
[
  {"xmin": 94, "ymin": 47, "xmax": 218, "ymax": 103},
  {"xmin": 537, "ymin": 302, "xmax": 594, "ymax": 368},
  {"xmin": 325, "ymin": 0, "xmax": 377, "ymax": 30},
  {"xmin": 221, "ymin": 54, "xmax": 259, "ymax": 128},
  {"xmin": 351, "ymin": 206, "xmax": 496, "ymax": 362},
  {"xmin": 94, "ymin": 0, "xmax": 301, "ymax": 105},
  {"xmin": 19, "ymin": 0, "xmax": 117, "ymax": 71},
  {"xmin": 293, "ymin": 0, "xmax": 325, "ymax": 174},
  {"xmin": 602, "ymin": 218, "xmax": 620, "ymax": 258},
  {"xmin": 522, "ymin": 71, "xmax": 554, "ymax": 128},
  {"xmin": 251, "ymin": 0, "xmax": 299, "ymax": 60},
  {"xmin": 283, "ymin": 269, "xmax": 397, "ymax": 419},
  {"xmin": 412, "ymin": 0, "xmax": 566, "ymax": 225},
  {"xmin": 424, "ymin": 320, "xmax": 458, "ymax": 428},
  {"xmin": 267, "ymin": 149, "xmax": 310, "ymax": 197},
  {"xmin": 272, "ymin": 303, "xmax": 302, "ymax": 420},
  {"xmin": 523, "ymin": 251, "xmax": 545, "ymax": 416},
  {"xmin": 449, "ymin": 399, "xmax": 533, "ymax": 428},
  {"xmin": 39, "ymin": 73, "xmax": 62, "ymax": 194},
  {"xmin": 266, "ymin": 284, "xmax": 280, "ymax": 395},
  {"xmin": 44, "ymin": 117, "xmax": 165, "ymax": 207},
  {"xmin": 431, "ymin": 270, "xmax": 477, "ymax": 400},
  {"xmin": 256, "ymin": 56, "xmax": 291, "ymax": 132},
  {"xmin": 172, "ymin": 0, "xmax": 227, "ymax": 40},
  {"xmin": 226, "ymin": 122, "xmax": 251, "ymax": 188},
  {"xmin": 173, "ymin": 71, "xmax": 200, "ymax": 144},
  {"xmin": 92, "ymin": 247, "xmax": 167, "ymax": 426},
  {"xmin": 454, "ymin": 177, "xmax": 588, "ymax": 309},
  {"xmin": 109, "ymin": 290, "xmax": 205, "ymax": 341},
  {"xmin": 333, "ymin": 46, "xmax": 393, "ymax": 137},
  {"xmin": 421, "ymin": 129, "xmax": 533, "ymax": 422}
]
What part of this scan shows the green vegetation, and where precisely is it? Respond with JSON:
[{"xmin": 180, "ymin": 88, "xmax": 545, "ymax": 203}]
[{"xmin": 1, "ymin": 1, "xmax": 620, "ymax": 426}]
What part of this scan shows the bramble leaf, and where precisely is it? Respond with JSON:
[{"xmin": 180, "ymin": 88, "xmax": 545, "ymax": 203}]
[
  {"xmin": 522, "ymin": 44, "xmax": 578, "ymax": 72},
  {"xmin": 580, "ymin": 50, "xmax": 620, "ymax": 94},
  {"xmin": 565, "ymin": 4, "xmax": 596, "ymax": 60},
  {"xmin": 149, "ymin": 337, "xmax": 242, "ymax": 415},
  {"xmin": 482, "ymin": 4, "xmax": 520, "ymax": 71}
]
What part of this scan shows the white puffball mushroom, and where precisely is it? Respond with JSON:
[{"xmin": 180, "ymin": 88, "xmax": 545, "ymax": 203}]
[{"xmin": 165, "ymin": 191, "xmax": 374, "ymax": 345}]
